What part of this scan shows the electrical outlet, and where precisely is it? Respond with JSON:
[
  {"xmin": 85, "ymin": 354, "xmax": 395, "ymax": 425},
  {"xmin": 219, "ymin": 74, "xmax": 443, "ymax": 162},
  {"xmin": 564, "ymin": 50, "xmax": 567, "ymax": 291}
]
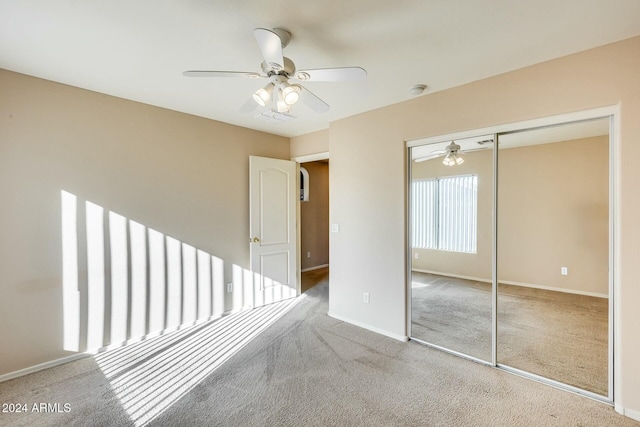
[
  {"xmin": 307, "ymin": 251, "xmax": 311, "ymax": 258},
  {"xmin": 561, "ymin": 267, "xmax": 568, "ymax": 276},
  {"xmin": 363, "ymin": 292, "xmax": 370, "ymax": 304},
  {"xmin": 226, "ymin": 282, "xmax": 233, "ymax": 292},
  {"xmin": 414, "ymin": 252, "xmax": 419, "ymax": 259}
]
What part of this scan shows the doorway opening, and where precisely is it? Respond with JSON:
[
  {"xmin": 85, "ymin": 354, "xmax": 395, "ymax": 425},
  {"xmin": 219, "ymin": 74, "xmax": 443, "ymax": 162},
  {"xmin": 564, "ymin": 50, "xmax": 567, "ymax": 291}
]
[{"xmin": 295, "ymin": 155, "xmax": 330, "ymax": 294}]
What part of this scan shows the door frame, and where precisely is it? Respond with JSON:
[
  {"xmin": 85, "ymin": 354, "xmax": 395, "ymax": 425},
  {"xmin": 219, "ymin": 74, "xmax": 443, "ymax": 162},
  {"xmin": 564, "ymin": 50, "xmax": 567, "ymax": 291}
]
[
  {"xmin": 405, "ymin": 105, "xmax": 620, "ymax": 405},
  {"xmin": 292, "ymin": 152, "xmax": 330, "ymax": 284}
]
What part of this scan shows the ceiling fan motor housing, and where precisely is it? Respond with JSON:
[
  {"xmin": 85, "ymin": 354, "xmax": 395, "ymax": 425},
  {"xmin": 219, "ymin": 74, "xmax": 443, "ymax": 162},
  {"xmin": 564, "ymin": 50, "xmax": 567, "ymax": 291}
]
[
  {"xmin": 262, "ymin": 57, "xmax": 296, "ymax": 76},
  {"xmin": 446, "ymin": 142, "xmax": 461, "ymax": 153}
]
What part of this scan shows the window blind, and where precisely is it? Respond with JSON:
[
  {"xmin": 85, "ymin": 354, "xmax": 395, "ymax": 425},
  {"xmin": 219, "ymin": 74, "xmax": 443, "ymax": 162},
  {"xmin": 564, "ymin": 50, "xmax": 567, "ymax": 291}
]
[{"xmin": 412, "ymin": 175, "xmax": 478, "ymax": 253}]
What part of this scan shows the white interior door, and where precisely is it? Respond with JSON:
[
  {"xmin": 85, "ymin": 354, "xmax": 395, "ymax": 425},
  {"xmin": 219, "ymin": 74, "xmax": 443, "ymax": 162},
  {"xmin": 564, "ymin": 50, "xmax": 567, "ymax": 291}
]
[{"xmin": 250, "ymin": 156, "xmax": 298, "ymax": 307}]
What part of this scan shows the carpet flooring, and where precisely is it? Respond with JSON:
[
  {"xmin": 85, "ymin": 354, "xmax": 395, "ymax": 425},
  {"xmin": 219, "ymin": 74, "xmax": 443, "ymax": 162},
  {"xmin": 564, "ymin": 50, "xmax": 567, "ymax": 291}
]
[
  {"xmin": 411, "ymin": 272, "xmax": 609, "ymax": 395},
  {"xmin": 0, "ymin": 268, "xmax": 635, "ymax": 427}
]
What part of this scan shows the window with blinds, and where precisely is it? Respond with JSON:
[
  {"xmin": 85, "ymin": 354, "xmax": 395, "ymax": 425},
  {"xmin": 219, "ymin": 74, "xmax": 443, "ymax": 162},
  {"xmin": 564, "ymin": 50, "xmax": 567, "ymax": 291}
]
[{"xmin": 411, "ymin": 175, "xmax": 478, "ymax": 253}]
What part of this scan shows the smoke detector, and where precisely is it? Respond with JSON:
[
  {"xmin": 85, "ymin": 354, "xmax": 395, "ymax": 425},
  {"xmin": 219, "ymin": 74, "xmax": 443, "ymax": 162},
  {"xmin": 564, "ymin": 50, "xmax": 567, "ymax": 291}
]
[{"xmin": 409, "ymin": 84, "xmax": 427, "ymax": 96}]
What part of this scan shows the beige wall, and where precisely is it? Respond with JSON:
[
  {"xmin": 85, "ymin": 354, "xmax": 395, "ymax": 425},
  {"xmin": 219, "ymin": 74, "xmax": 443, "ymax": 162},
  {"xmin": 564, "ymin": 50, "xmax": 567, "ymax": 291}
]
[
  {"xmin": 411, "ymin": 136, "xmax": 609, "ymax": 296},
  {"xmin": 300, "ymin": 161, "xmax": 329, "ymax": 270},
  {"xmin": 328, "ymin": 36, "xmax": 640, "ymax": 414},
  {"xmin": 0, "ymin": 70, "xmax": 289, "ymax": 376},
  {"xmin": 290, "ymin": 129, "xmax": 329, "ymax": 158}
]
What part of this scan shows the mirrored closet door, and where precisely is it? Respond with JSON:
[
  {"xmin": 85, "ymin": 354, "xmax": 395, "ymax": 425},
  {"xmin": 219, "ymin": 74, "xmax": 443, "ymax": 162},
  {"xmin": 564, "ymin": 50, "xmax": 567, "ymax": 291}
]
[
  {"xmin": 409, "ymin": 115, "xmax": 612, "ymax": 400},
  {"xmin": 496, "ymin": 118, "xmax": 611, "ymax": 397},
  {"xmin": 409, "ymin": 135, "xmax": 495, "ymax": 363}
]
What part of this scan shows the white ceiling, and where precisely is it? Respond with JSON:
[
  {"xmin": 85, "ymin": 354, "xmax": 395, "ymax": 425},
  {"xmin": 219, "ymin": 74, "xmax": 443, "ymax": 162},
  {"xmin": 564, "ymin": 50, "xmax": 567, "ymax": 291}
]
[{"xmin": 1, "ymin": 1, "xmax": 639, "ymax": 138}]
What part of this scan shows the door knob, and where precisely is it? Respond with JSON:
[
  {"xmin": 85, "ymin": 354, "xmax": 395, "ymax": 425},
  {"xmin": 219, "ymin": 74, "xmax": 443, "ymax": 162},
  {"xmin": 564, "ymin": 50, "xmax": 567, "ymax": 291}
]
[{"xmin": 251, "ymin": 237, "xmax": 260, "ymax": 243}]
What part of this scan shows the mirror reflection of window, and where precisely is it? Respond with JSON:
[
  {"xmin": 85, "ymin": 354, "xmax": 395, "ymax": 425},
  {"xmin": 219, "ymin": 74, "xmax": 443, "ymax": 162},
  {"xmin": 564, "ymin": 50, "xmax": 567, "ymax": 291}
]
[{"xmin": 412, "ymin": 175, "xmax": 478, "ymax": 253}]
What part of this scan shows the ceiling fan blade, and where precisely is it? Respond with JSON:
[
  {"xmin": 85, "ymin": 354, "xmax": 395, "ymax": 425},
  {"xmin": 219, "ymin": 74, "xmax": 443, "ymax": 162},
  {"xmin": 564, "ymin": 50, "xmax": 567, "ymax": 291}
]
[
  {"xmin": 254, "ymin": 28, "xmax": 284, "ymax": 71},
  {"xmin": 462, "ymin": 147, "xmax": 490, "ymax": 153},
  {"xmin": 183, "ymin": 71, "xmax": 264, "ymax": 78},
  {"xmin": 414, "ymin": 146, "xmax": 490, "ymax": 162},
  {"xmin": 294, "ymin": 67, "xmax": 367, "ymax": 82},
  {"xmin": 414, "ymin": 154, "xmax": 442, "ymax": 162},
  {"xmin": 299, "ymin": 86, "xmax": 329, "ymax": 113}
]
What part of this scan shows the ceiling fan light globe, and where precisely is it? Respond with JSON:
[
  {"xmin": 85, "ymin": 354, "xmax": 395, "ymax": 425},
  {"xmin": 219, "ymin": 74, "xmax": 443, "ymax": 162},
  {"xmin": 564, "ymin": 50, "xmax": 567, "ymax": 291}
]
[
  {"xmin": 253, "ymin": 86, "xmax": 272, "ymax": 106},
  {"xmin": 284, "ymin": 92, "xmax": 299, "ymax": 105},
  {"xmin": 276, "ymin": 100, "xmax": 290, "ymax": 113},
  {"xmin": 253, "ymin": 93, "xmax": 266, "ymax": 106},
  {"xmin": 283, "ymin": 85, "xmax": 301, "ymax": 105},
  {"xmin": 455, "ymin": 155, "xmax": 464, "ymax": 165}
]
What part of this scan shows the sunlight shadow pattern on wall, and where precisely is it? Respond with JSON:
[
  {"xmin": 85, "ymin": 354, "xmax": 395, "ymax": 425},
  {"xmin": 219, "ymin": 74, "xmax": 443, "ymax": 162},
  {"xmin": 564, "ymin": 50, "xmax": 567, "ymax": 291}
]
[
  {"xmin": 61, "ymin": 191, "xmax": 80, "ymax": 351},
  {"xmin": 60, "ymin": 190, "xmax": 296, "ymax": 355},
  {"xmin": 94, "ymin": 295, "xmax": 304, "ymax": 426}
]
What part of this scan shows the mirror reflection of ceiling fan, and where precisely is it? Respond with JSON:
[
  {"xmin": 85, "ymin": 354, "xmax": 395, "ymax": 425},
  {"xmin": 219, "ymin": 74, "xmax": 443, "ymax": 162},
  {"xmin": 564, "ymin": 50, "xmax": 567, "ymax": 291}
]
[
  {"xmin": 414, "ymin": 138, "xmax": 494, "ymax": 165},
  {"xmin": 183, "ymin": 28, "xmax": 367, "ymax": 116},
  {"xmin": 413, "ymin": 120, "xmax": 608, "ymax": 165},
  {"xmin": 419, "ymin": 141, "xmax": 465, "ymax": 165}
]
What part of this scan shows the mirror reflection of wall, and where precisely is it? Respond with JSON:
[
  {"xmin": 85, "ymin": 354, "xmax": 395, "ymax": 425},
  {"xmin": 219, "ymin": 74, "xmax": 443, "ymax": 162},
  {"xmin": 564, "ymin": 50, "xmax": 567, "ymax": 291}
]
[
  {"xmin": 497, "ymin": 118, "xmax": 610, "ymax": 396},
  {"xmin": 410, "ymin": 136, "xmax": 494, "ymax": 362}
]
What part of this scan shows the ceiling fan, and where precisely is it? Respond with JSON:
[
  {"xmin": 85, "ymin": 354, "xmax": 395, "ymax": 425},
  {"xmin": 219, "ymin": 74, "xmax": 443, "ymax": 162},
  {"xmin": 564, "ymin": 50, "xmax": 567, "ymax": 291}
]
[{"xmin": 183, "ymin": 28, "xmax": 367, "ymax": 116}]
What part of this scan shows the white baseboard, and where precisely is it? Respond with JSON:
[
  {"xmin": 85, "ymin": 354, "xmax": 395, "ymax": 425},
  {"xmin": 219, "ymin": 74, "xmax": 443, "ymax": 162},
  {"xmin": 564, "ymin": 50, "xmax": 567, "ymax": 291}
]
[
  {"xmin": 499, "ymin": 279, "xmax": 608, "ymax": 299},
  {"xmin": 302, "ymin": 264, "xmax": 329, "ymax": 273},
  {"xmin": 412, "ymin": 268, "xmax": 491, "ymax": 284},
  {"xmin": 620, "ymin": 406, "xmax": 640, "ymax": 422},
  {"xmin": 328, "ymin": 311, "xmax": 408, "ymax": 342},
  {"xmin": 411, "ymin": 269, "xmax": 608, "ymax": 299},
  {"xmin": 0, "ymin": 353, "xmax": 89, "ymax": 384}
]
